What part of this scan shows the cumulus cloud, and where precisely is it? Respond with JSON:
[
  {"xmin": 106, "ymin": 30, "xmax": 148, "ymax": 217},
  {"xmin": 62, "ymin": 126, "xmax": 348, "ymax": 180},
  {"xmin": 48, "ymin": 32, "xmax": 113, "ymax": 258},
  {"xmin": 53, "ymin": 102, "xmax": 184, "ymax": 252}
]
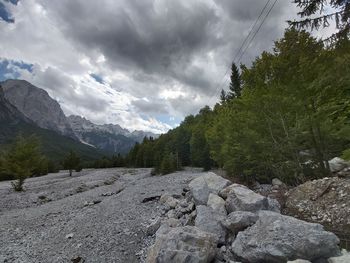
[{"xmin": 0, "ymin": 0, "xmax": 309, "ymax": 133}]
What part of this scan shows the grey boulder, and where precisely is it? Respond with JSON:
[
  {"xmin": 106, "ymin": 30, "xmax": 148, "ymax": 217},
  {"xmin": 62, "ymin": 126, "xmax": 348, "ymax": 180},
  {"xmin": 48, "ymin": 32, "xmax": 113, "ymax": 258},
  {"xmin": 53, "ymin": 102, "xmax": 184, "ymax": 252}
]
[
  {"xmin": 189, "ymin": 173, "xmax": 231, "ymax": 205},
  {"xmin": 147, "ymin": 226, "xmax": 218, "ymax": 263},
  {"xmin": 207, "ymin": 193, "xmax": 227, "ymax": 215},
  {"xmin": 195, "ymin": 205, "xmax": 227, "ymax": 244},
  {"xmin": 225, "ymin": 185, "xmax": 268, "ymax": 213},
  {"xmin": 221, "ymin": 211, "xmax": 258, "ymax": 234},
  {"xmin": 232, "ymin": 211, "xmax": 340, "ymax": 263}
]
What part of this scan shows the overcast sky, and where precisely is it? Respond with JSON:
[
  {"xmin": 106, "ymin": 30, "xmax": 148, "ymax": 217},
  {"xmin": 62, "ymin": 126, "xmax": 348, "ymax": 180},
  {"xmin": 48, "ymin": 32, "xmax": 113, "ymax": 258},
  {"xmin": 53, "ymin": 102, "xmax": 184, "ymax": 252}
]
[{"xmin": 0, "ymin": 0, "xmax": 306, "ymax": 133}]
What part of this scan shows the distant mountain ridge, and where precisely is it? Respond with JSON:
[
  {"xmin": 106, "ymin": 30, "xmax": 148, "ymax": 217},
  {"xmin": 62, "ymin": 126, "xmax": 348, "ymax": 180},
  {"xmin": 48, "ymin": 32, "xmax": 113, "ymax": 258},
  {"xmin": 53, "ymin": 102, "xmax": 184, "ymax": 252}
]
[
  {"xmin": 68, "ymin": 115, "xmax": 159, "ymax": 143},
  {"xmin": 1, "ymin": 79, "xmax": 77, "ymax": 139},
  {"xmin": 0, "ymin": 85, "xmax": 104, "ymax": 162},
  {"xmin": 68, "ymin": 115, "xmax": 159, "ymax": 154},
  {"xmin": 0, "ymin": 79, "xmax": 159, "ymax": 154}
]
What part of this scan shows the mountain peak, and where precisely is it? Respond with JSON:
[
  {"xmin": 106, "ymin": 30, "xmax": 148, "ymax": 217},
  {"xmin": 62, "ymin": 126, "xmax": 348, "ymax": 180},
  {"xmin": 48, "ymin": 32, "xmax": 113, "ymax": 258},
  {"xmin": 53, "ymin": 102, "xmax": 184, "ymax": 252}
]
[{"xmin": 1, "ymin": 79, "xmax": 77, "ymax": 139}]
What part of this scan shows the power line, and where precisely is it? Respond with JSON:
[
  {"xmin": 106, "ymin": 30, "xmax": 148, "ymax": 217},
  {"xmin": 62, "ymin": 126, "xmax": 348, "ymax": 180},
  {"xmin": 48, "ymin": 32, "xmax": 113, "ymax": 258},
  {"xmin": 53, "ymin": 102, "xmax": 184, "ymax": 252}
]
[
  {"xmin": 233, "ymin": 0, "xmax": 272, "ymax": 64},
  {"xmin": 237, "ymin": 0, "xmax": 279, "ymax": 64},
  {"xmin": 206, "ymin": 0, "xmax": 273, "ymax": 106}
]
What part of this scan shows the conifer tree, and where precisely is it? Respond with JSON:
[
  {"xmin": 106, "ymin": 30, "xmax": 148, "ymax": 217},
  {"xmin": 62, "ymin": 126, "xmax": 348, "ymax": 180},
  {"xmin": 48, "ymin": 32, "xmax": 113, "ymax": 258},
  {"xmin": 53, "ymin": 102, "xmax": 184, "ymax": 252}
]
[
  {"xmin": 227, "ymin": 63, "xmax": 242, "ymax": 99},
  {"xmin": 289, "ymin": 0, "xmax": 350, "ymax": 44},
  {"xmin": 1, "ymin": 135, "xmax": 43, "ymax": 191},
  {"xmin": 63, "ymin": 150, "xmax": 80, "ymax": 176}
]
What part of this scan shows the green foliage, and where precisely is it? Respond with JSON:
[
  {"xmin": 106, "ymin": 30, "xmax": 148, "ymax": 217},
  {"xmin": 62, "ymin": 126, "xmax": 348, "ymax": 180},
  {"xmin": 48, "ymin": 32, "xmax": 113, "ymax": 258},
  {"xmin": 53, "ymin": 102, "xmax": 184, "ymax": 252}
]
[
  {"xmin": 289, "ymin": 0, "xmax": 350, "ymax": 44},
  {"xmin": 91, "ymin": 154, "xmax": 126, "ymax": 168},
  {"xmin": 0, "ymin": 135, "xmax": 45, "ymax": 191},
  {"xmin": 159, "ymin": 153, "xmax": 178, "ymax": 175},
  {"xmin": 227, "ymin": 62, "xmax": 242, "ymax": 99},
  {"xmin": 127, "ymin": 29, "xmax": 349, "ymax": 185},
  {"xmin": 63, "ymin": 150, "xmax": 81, "ymax": 176},
  {"xmin": 208, "ymin": 29, "xmax": 350, "ymax": 184},
  {"xmin": 342, "ymin": 149, "xmax": 350, "ymax": 161}
]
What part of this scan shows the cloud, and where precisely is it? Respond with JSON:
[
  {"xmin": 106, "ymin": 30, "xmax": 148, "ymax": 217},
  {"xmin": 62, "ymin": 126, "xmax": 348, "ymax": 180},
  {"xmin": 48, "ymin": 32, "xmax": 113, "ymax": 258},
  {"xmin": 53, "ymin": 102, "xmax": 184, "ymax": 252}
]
[{"xmin": 0, "ymin": 0, "xmax": 314, "ymax": 133}]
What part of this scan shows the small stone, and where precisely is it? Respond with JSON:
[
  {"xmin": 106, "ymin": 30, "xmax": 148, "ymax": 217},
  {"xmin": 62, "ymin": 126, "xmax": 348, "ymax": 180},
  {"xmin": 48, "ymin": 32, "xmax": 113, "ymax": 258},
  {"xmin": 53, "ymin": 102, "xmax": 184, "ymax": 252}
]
[{"xmin": 65, "ymin": 233, "xmax": 74, "ymax": 239}]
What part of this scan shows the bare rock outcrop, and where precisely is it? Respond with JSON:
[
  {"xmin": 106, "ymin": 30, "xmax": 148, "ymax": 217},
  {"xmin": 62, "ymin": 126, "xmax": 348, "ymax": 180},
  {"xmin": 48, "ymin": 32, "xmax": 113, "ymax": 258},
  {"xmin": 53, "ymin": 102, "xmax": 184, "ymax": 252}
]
[
  {"xmin": 232, "ymin": 211, "xmax": 340, "ymax": 263},
  {"xmin": 147, "ymin": 226, "xmax": 218, "ymax": 263}
]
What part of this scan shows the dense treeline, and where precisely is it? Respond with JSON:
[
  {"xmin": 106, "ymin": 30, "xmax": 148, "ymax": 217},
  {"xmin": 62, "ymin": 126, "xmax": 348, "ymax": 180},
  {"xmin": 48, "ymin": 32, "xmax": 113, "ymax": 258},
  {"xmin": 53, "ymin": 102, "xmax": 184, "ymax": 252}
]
[{"xmin": 127, "ymin": 29, "xmax": 350, "ymax": 184}]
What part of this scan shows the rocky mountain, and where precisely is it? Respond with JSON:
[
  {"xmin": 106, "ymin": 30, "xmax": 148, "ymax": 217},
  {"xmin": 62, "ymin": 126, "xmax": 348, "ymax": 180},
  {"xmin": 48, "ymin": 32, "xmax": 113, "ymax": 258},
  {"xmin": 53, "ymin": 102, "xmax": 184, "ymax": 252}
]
[
  {"xmin": 1, "ymin": 79, "xmax": 159, "ymax": 155},
  {"xmin": 0, "ymin": 85, "xmax": 30, "ymax": 124},
  {"xmin": 1, "ymin": 79, "xmax": 77, "ymax": 139},
  {"xmin": 0, "ymin": 85, "xmax": 104, "ymax": 162},
  {"xmin": 68, "ymin": 115, "xmax": 159, "ymax": 154}
]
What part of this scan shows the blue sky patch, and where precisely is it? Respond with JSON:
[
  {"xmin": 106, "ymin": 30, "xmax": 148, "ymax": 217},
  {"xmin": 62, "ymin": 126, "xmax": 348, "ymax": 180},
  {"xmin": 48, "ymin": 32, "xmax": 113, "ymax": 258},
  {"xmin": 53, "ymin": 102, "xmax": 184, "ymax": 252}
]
[
  {"xmin": 90, "ymin": 73, "xmax": 104, "ymax": 84},
  {"xmin": 0, "ymin": 0, "xmax": 18, "ymax": 23},
  {"xmin": 0, "ymin": 59, "xmax": 33, "ymax": 81}
]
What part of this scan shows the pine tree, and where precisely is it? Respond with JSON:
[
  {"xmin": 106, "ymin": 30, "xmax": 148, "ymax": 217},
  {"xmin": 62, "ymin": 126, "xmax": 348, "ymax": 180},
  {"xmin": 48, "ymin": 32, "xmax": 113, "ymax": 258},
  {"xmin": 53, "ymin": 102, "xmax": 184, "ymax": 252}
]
[
  {"xmin": 1, "ymin": 135, "xmax": 44, "ymax": 191},
  {"xmin": 289, "ymin": 0, "xmax": 350, "ymax": 44},
  {"xmin": 227, "ymin": 63, "xmax": 242, "ymax": 99},
  {"xmin": 220, "ymin": 89, "xmax": 227, "ymax": 104},
  {"xmin": 63, "ymin": 150, "xmax": 80, "ymax": 176}
]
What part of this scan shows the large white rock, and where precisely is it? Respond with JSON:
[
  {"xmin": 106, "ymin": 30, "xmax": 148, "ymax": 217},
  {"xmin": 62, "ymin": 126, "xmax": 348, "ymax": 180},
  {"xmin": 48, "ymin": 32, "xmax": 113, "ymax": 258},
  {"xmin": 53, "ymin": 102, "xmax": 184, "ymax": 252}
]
[
  {"xmin": 328, "ymin": 249, "xmax": 350, "ymax": 263},
  {"xmin": 329, "ymin": 157, "xmax": 350, "ymax": 173},
  {"xmin": 225, "ymin": 185, "xmax": 268, "ymax": 213},
  {"xmin": 232, "ymin": 211, "xmax": 340, "ymax": 263},
  {"xmin": 195, "ymin": 205, "xmax": 227, "ymax": 244},
  {"xmin": 207, "ymin": 193, "xmax": 227, "ymax": 215},
  {"xmin": 147, "ymin": 226, "xmax": 218, "ymax": 263},
  {"xmin": 221, "ymin": 211, "xmax": 258, "ymax": 234},
  {"xmin": 189, "ymin": 173, "xmax": 231, "ymax": 205}
]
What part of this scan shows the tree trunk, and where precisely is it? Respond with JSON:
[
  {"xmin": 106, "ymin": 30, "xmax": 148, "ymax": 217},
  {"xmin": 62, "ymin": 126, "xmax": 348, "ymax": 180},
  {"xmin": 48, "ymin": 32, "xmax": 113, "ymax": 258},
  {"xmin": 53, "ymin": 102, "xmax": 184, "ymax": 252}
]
[{"xmin": 69, "ymin": 169, "xmax": 72, "ymax": 176}]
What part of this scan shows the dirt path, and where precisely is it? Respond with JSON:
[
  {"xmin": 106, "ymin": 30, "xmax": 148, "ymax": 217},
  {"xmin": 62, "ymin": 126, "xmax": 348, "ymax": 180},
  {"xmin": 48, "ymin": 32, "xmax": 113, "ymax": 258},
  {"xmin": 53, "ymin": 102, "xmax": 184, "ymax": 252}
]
[{"xmin": 0, "ymin": 168, "xmax": 200, "ymax": 263}]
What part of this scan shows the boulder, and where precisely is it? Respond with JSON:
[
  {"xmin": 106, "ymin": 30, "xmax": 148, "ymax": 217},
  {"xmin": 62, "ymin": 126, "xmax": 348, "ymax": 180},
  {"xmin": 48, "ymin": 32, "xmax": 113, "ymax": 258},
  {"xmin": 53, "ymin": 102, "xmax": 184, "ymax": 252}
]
[
  {"xmin": 160, "ymin": 194, "xmax": 179, "ymax": 209},
  {"xmin": 272, "ymin": 178, "xmax": 285, "ymax": 187},
  {"xmin": 328, "ymin": 250, "xmax": 350, "ymax": 263},
  {"xmin": 221, "ymin": 211, "xmax": 258, "ymax": 234},
  {"xmin": 267, "ymin": 197, "xmax": 281, "ymax": 213},
  {"xmin": 207, "ymin": 193, "xmax": 227, "ymax": 215},
  {"xmin": 146, "ymin": 217, "xmax": 162, "ymax": 236},
  {"xmin": 219, "ymin": 184, "xmax": 247, "ymax": 200},
  {"xmin": 287, "ymin": 260, "xmax": 311, "ymax": 263},
  {"xmin": 225, "ymin": 185, "xmax": 268, "ymax": 213},
  {"xmin": 147, "ymin": 226, "xmax": 218, "ymax": 263},
  {"xmin": 195, "ymin": 205, "xmax": 227, "ymax": 244},
  {"xmin": 232, "ymin": 211, "xmax": 340, "ymax": 263},
  {"xmin": 189, "ymin": 173, "xmax": 231, "ymax": 205},
  {"xmin": 329, "ymin": 157, "xmax": 350, "ymax": 173}
]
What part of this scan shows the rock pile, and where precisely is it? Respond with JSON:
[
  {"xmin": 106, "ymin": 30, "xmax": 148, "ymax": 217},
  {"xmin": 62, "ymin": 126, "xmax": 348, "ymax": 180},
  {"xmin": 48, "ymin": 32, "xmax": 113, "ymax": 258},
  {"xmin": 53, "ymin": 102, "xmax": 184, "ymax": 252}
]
[
  {"xmin": 146, "ymin": 172, "xmax": 344, "ymax": 263},
  {"xmin": 285, "ymin": 176, "xmax": 350, "ymax": 234}
]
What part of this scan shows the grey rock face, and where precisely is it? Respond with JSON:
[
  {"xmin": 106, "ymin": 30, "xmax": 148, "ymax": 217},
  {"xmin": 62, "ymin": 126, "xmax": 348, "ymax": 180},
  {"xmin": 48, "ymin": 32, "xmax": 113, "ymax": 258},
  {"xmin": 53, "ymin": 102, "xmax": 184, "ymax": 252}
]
[
  {"xmin": 0, "ymin": 85, "xmax": 30, "ymax": 123},
  {"xmin": 147, "ymin": 226, "xmax": 218, "ymax": 263},
  {"xmin": 221, "ymin": 211, "xmax": 258, "ymax": 234},
  {"xmin": 2, "ymin": 79, "xmax": 77, "ymax": 139},
  {"xmin": 189, "ymin": 172, "xmax": 231, "ymax": 205},
  {"xmin": 219, "ymin": 184, "xmax": 248, "ymax": 200},
  {"xmin": 225, "ymin": 185, "xmax": 268, "ymax": 213},
  {"xmin": 267, "ymin": 197, "xmax": 281, "ymax": 212},
  {"xmin": 207, "ymin": 193, "xmax": 227, "ymax": 215},
  {"xmin": 195, "ymin": 205, "xmax": 227, "ymax": 244},
  {"xmin": 232, "ymin": 211, "xmax": 340, "ymax": 263}
]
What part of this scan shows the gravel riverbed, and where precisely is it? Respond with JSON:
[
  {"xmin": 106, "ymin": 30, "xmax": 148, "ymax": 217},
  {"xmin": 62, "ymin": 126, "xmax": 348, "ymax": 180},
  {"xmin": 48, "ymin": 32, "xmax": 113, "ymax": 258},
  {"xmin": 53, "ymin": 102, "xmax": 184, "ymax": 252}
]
[{"xmin": 0, "ymin": 168, "xmax": 200, "ymax": 263}]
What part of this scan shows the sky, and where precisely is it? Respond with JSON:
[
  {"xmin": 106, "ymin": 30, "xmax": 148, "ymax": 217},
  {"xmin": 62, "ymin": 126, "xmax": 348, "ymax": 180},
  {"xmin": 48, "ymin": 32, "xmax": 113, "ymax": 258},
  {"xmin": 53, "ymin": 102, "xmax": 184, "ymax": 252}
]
[{"xmin": 0, "ymin": 0, "xmax": 328, "ymax": 133}]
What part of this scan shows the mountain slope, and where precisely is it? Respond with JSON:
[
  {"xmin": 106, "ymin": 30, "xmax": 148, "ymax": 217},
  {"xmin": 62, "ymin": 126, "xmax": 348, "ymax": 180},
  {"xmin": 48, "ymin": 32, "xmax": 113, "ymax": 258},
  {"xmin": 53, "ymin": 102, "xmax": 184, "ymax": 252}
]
[
  {"xmin": 0, "ymin": 86, "xmax": 104, "ymax": 162},
  {"xmin": 1, "ymin": 79, "xmax": 77, "ymax": 139},
  {"xmin": 68, "ymin": 115, "xmax": 159, "ymax": 154}
]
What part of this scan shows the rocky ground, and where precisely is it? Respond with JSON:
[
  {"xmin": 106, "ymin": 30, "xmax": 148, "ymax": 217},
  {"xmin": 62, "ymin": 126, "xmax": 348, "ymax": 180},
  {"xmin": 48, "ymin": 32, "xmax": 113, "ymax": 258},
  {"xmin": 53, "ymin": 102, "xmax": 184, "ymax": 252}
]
[{"xmin": 0, "ymin": 168, "xmax": 200, "ymax": 263}]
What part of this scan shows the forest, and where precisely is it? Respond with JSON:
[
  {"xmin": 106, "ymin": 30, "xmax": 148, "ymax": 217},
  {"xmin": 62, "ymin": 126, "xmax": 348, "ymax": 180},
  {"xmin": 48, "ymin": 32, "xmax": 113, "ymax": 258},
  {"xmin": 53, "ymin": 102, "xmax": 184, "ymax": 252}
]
[{"xmin": 127, "ymin": 29, "xmax": 350, "ymax": 184}]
